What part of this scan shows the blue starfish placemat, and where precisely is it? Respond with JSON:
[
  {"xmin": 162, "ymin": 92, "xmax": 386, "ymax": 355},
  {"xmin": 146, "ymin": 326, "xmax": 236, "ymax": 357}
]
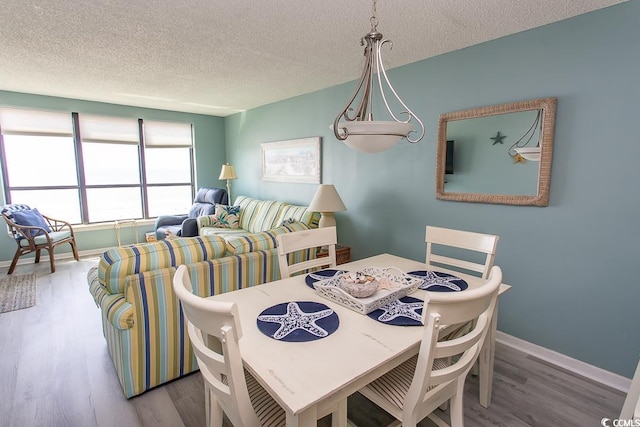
[
  {"xmin": 407, "ymin": 270, "xmax": 468, "ymax": 292},
  {"xmin": 256, "ymin": 301, "xmax": 339, "ymax": 342},
  {"xmin": 367, "ymin": 296, "xmax": 423, "ymax": 326},
  {"xmin": 305, "ymin": 269, "xmax": 348, "ymax": 289}
]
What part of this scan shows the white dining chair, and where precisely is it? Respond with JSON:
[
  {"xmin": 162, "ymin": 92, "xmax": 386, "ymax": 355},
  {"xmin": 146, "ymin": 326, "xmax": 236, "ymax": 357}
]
[
  {"xmin": 621, "ymin": 356, "xmax": 640, "ymax": 421},
  {"xmin": 425, "ymin": 225, "xmax": 499, "ymax": 279},
  {"xmin": 357, "ymin": 266, "xmax": 503, "ymax": 427},
  {"xmin": 172, "ymin": 265, "xmax": 347, "ymax": 427},
  {"xmin": 276, "ymin": 226, "xmax": 337, "ymax": 278},
  {"xmin": 426, "ymin": 225, "xmax": 500, "ymax": 385}
]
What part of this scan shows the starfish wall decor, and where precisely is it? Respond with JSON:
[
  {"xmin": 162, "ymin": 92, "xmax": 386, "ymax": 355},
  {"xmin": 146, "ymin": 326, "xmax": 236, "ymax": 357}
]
[{"xmin": 490, "ymin": 131, "xmax": 507, "ymax": 145}]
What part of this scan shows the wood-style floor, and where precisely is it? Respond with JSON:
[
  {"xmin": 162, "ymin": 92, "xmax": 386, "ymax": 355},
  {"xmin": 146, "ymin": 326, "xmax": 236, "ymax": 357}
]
[{"xmin": 0, "ymin": 257, "xmax": 627, "ymax": 427}]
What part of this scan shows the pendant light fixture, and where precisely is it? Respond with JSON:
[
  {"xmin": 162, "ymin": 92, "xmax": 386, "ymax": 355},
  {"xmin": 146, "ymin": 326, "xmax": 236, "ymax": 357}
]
[
  {"xmin": 333, "ymin": 0, "xmax": 425, "ymax": 153},
  {"xmin": 510, "ymin": 110, "xmax": 542, "ymax": 161}
]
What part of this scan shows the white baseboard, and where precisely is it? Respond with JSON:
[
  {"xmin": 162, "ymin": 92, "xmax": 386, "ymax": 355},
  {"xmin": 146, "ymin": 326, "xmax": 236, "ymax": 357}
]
[
  {"xmin": 0, "ymin": 247, "xmax": 106, "ymax": 269},
  {"xmin": 496, "ymin": 331, "xmax": 631, "ymax": 393}
]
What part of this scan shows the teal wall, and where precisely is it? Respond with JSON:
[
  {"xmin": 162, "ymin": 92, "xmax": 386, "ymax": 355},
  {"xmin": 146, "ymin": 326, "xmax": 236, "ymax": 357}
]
[
  {"xmin": 0, "ymin": 91, "xmax": 226, "ymax": 259},
  {"xmin": 225, "ymin": 1, "xmax": 640, "ymax": 378}
]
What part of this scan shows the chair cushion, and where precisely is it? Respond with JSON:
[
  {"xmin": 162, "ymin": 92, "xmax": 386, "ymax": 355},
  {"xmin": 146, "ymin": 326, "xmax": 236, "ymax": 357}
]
[
  {"xmin": 19, "ymin": 230, "xmax": 71, "ymax": 247},
  {"xmin": 12, "ymin": 208, "xmax": 52, "ymax": 237},
  {"xmin": 364, "ymin": 356, "xmax": 449, "ymax": 410},
  {"xmin": 156, "ymin": 224, "xmax": 182, "ymax": 238},
  {"xmin": 188, "ymin": 202, "xmax": 216, "ymax": 219},
  {"xmin": 193, "ymin": 187, "xmax": 228, "ymax": 205},
  {"xmin": 199, "ymin": 227, "xmax": 251, "ymax": 237},
  {"xmin": 245, "ymin": 369, "xmax": 286, "ymax": 426}
]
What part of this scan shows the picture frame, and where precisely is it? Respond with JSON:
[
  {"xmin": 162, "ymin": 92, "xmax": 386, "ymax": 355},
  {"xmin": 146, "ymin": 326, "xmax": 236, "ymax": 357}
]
[{"xmin": 261, "ymin": 137, "xmax": 322, "ymax": 184}]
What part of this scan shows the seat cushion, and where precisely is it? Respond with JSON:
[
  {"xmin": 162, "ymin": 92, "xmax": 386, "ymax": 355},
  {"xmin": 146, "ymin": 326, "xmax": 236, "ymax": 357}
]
[
  {"xmin": 199, "ymin": 227, "xmax": 251, "ymax": 238},
  {"xmin": 19, "ymin": 230, "xmax": 70, "ymax": 247},
  {"xmin": 156, "ymin": 224, "xmax": 182, "ymax": 238},
  {"xmin": 245, "ymin": 369, "xmax": 286, "ymax": 427},
  {"xmin": 364, "ymin": 356, "xmax": 449, "ymax": 410}
]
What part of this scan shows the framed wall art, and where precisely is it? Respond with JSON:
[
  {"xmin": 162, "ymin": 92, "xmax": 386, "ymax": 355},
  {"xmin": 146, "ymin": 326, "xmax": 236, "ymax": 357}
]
[{"xmin": 261, "ymin": 137, "xmax": 322, "ymax": 184}]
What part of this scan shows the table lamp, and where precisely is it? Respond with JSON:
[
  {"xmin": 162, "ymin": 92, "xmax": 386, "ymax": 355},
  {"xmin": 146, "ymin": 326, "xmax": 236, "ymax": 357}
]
[
  {"xmin": 308, "ymin": 184, "xmax": 346, "ymax": 228},
  {"xmin": 218, "ymin": 163, "xmax": 238, "ymax": 203}
]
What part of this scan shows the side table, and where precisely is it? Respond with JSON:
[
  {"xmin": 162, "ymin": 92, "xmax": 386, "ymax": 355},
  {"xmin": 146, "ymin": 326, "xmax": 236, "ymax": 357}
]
[{"xmin": 318, "ymin": 244, "xmax": 351, "ymax": 265}]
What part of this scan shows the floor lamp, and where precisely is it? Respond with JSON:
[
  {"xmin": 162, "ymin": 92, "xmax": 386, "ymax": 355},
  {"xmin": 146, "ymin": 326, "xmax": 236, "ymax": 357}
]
[
  {"xmin": 308, "ymin": 184, "xmax": 346, "ymax": 228},
  {"xmin": 219, "ymin": 163, "xmax": 238, "ymax": 204}
]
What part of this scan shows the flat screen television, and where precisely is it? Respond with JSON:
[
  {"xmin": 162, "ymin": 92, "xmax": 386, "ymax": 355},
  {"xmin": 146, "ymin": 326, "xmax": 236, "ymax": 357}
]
[{"xmin": 445, "ymin": 140, "xmax": 454, "ymax": 174}]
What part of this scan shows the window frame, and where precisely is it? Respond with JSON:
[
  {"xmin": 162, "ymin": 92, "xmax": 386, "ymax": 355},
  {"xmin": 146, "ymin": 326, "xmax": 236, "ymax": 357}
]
[{"xmin": 0, "ymin": 109, "xmax": 195, "ymax": 225}]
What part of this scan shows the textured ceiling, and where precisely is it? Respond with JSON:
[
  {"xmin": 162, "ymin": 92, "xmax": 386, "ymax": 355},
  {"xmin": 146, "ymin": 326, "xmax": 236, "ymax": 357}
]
[{"xmin": 0, "ymin": 0, "xmax": 626, "ymax": 117}]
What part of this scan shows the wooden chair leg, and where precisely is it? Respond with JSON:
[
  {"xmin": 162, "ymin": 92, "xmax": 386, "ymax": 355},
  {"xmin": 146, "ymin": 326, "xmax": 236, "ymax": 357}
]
[
  {"xmin": 70, "ymin": 239, "xmax": 79, "ymax": 261},
  {"xmin": 8, "ymin": 249, "xmax": 21, "ymax": 274},
  {"xmin": 48, "ymin": 247, "xmax": 56, "ymax": 273},
  {"xmin": 35, "ymin": 249, "xmax": 41, "ymax": 264}
]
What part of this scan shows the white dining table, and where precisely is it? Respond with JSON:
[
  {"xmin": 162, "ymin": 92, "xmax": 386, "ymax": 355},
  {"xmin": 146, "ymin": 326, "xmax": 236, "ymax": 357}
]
[{"xmin": 209, "ymin": 253, "xmax": 510, "ymax": 426}]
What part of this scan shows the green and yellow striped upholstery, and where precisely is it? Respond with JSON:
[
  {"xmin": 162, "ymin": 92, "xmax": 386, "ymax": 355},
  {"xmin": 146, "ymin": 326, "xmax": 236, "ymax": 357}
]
[
  {"xmin": 231, "ymin": 196, "xmax": 320, "ymax": 233},
  {"xmin": 224, "ymin": 230, "xmax": 278, "ymax": 255},
  {"xmin": 235, "ymin": 196, "xmax": 281, "ymax": 232},
  {"xmin": 87, "ymin": 224, "xmax": 317, "ymax": 398},
  {"xmin": 99, "ymin": 235, "xmax": 226, "ymax": 294}
]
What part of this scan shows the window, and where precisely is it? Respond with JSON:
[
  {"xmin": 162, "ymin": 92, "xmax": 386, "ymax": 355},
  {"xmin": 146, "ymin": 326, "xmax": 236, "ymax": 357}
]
[
  {"xmin": 0, "ymin": 108, "xmax": 195, "ymax": 224},
  {"xmin": 143, "ymin": 120, "xmax": 194, "ymax": 217}
]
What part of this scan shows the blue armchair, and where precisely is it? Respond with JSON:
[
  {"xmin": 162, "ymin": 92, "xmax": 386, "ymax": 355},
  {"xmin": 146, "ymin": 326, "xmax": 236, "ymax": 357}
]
[{"xmin": 154, "ymin": 187, "xmax": 228, "ymax": 240}]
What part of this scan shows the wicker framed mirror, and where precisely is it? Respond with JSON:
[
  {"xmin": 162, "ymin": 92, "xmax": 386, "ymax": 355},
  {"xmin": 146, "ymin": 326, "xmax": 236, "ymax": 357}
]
[{"xmin": 435, "ymin": 97, "xmax": 557, "ymax": 206}]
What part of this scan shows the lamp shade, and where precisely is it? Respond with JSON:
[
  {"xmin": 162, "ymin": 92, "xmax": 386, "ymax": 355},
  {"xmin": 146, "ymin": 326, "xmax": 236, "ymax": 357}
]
[
  {"xmin": 219, "ymin": 163, "xmax": 238, "ymax": 180},
  {"xmin": 514, "ymin": 147, "xmax": 541, "ymax": 161},
  {"xmin": 340, "ymin": 121, "xmax": 413, "ymax": 153},
  {"xmin": 308, "ymin": 185, "xmax": 346, "ymax": 213}
]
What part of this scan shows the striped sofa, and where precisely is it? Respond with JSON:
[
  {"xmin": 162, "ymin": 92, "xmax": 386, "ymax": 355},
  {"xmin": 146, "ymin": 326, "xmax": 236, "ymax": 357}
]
[
  {"xmin": 87, "ymin": 221, "xmax": 315, "ymax": 398},
  {"xmin": 197, "ymin": 195, "xmax": 320, "ymax": 238}
]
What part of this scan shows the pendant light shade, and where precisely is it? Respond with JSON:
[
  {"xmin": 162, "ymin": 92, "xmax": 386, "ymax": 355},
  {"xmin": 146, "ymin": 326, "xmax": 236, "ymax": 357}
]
[{"xmin": 333, "ymin": 0, "xmax": 424, "ymax": 153}]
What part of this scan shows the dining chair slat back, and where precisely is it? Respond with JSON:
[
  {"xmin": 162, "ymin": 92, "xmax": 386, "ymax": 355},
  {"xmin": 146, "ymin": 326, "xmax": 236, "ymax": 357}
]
[
  {"xmin": 425, "ymin": 226, "xmax": 499, "ymax": 279},
  {"xmin": 172, "ymin": 265, "xmax": 261, "ymax": 427},
  {"xmin": 172, "ymin": 265, "xmax": 347, "ymax": 427},
  {"xmin": 276, "ymin": 226, "xmax": 337, "ymax": 278},
  {"xmin": 358, "ymin": 266, "xmax": 503, "ymax": 427}
]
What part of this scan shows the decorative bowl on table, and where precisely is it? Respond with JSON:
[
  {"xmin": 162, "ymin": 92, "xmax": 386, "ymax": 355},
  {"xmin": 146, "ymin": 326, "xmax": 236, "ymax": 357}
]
[{"xmin": 338, "ymin": 271, "xmax": 379, "ymax": 298}]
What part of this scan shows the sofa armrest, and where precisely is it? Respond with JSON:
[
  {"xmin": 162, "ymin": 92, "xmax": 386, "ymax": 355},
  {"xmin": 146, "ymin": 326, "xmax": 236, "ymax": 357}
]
[
  {"xmin": 88, "ymin": 266, "xmax": 134, "ymax": 330},
  {"xmin": 154, "ymin": 214, "xmax": 188, "ymax": 229},
  {"xmin": 181, "ymin": 218, "xmax": 198, "ymax": 237}
]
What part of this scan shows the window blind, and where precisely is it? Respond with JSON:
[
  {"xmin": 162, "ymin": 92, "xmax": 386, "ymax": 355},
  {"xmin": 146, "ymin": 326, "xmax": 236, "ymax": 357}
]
[
  {"xmin": 79, "ymin": 114, "xmax": 139, "ymax": 144},
  {"xmin": 0, "ymin": 108, "xmax": 73, "ymax": 136},
  {"xmin": 144, "ymin": 120, "xmax": 193, "ymax": 147}
]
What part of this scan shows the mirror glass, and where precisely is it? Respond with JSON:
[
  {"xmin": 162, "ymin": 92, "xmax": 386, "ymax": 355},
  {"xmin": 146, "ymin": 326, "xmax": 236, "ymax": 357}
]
[{"xmin": 435, "ymin": 97, "xmax": 556, "ymax": 206}]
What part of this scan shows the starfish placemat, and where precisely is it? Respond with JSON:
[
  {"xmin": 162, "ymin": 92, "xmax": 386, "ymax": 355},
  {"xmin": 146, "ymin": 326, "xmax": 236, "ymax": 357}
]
[
  {"xmin": 256, "ymin": 301, "xmax": 339, "ymax": 342},
  {"xmin": 305, "ymin": 269, "xmax": 348, "ymax": 289},
  {"xmin": 367, "ymin": 296, "xmax": 424, "ymax": 326},
  {"xmin": 407, "ymin": 270, "xmax": 468, "ymax": 292}
]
